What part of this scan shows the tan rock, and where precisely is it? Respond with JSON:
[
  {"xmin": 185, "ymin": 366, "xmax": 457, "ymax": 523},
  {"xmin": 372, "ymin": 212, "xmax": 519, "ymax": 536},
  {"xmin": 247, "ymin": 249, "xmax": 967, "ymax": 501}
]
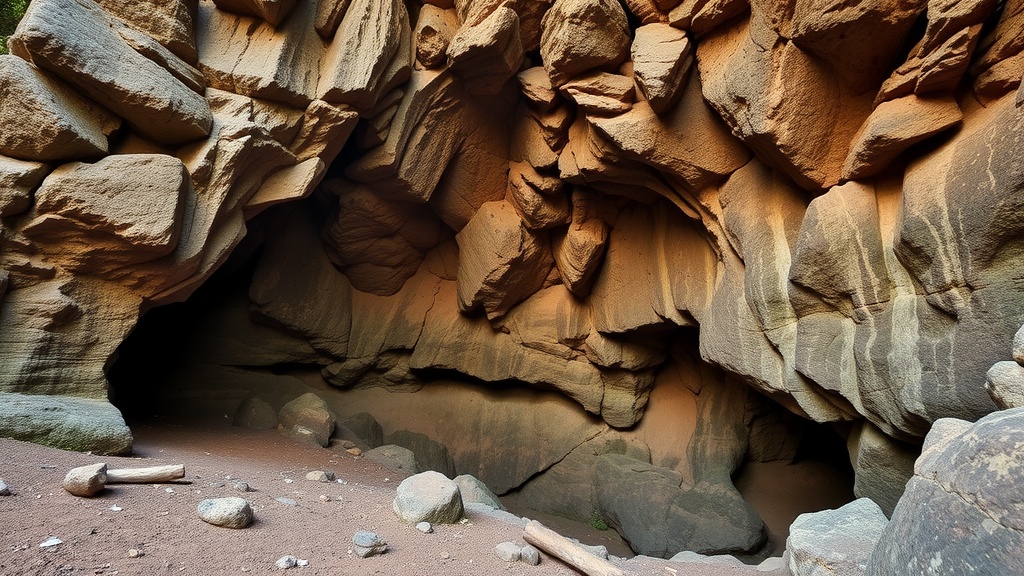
[
  {"xmin": 0, "ymin": 157, "xmax": 49, "ymax": 218},
  {"xmin": 790, "ymin": 0, "xmax": 926, "ymax": 94},
  {"xmin": 918, "ymin": 0, "xmax": 996, "ymax": 56},
  {"xmin": 697, "ymin": 17, "xmax": 872, "ymax": 190},
  {"xmin": 507, "ymin": 162, "xmax": 571, "ymax": 230},
  {"xmin": 916, "ymin": 25, "xmax": 982, "ymax": 95},
  {"xmin": 978, "ymin": 51, "xmax": 1024, "ymax": 105},
  {"xmin": 970, "ymin": 0, "xmax": 1024, "ymax": 80},
  {"xmin": 11, "ymin": 0, "xmax": 212, "ymax": 145},
  {"xmin": 551, "ymin": 189, "xmax": 608, "ymax": 298},
  {"xmin": 323, "ymin": 182, "xmax": 445, "ymax": 296},
  {"xmin": 511, "ymin": 104, "xmax": 563, "ymax": 171},
  {"xmin": 562, "ymin": 72, "xmax": 635, "ymax": 104},
  {"xmin": 590, "ymin": 71, "xmax": 750, "ymax": 190},
  {"xmin": 347, "ymin": 70, "xmax": 461, "ymax": 202},
  {"xmin": 539, "ymin": 0, "xmax": 631, "ymax": 87},
  {"xmin": 23, "ymin": 155, "xmax": 190, "ymax": 269},
  {"xmin": 213, "ymin": 0, "xmax": 297, "ymax": 26},
  {"xmin": 314, "ymin": 0, "xmax": 350, "ymax": 38},
  {"xmin": 242, "ymin": 158, "xmax": 325, "ymax": 219},
  {"xmin": 669, "ymin": 0, "xmax": 748, "ymax": 37},
  {"xmin": 250, "ymin": 205, "xmax": 352, "ymax": 358},
  {"xmin": 318, "ymin": 0, "xmax": 411, "ymax": 112},
  {"xmin": 0, "ymin": 56, "xmax": 111, "ymax": 162},
  {"xmin": 517, "ymin": 66, "xmax": 560, "ymax": 111},
  {"xmin": 289, "ymin": 100, "xmax": 360, "ymax": 164},
  {"xmin": 590, "ymin": 201, "xmax": 708, "ymax": 333},
  {"xmin": 456, "ymin": 200, "xmax": 553, "ymax": 319},
  {"xmin": 623, "ymin": 0, "xmax": 668, "ymax": 24},
  {"xmin": 415, "ymin": 6, "xmax": 459, "ymax": 69},
  {"xmin": 196, "ymin": 0, "xmax": 322, "ymax": 107},
  {"xmin": 447, "ymin": 6, "xmax": 524, "ymax": 95},
  {"xmin": 94, "ymin": 0, "xmax": 198, "ymax": 63},
  {"xmin": 631, "ymin": 24, "xmax": 692, "ymax": 114},
  {"xmin": 115, "ymin": 25, "xmax": 206, "ymax": 95},
  {"xmin": 842, "ymin": 95, "xmax": 962, "ymax": 180}
]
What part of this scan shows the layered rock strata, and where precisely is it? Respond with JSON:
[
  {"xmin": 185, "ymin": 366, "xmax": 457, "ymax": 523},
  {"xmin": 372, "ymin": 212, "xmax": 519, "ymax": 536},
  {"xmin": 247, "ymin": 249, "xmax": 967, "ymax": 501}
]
[{"xmin": 1, "ymin": 0, "xmax": 1024, "ymax": 560}]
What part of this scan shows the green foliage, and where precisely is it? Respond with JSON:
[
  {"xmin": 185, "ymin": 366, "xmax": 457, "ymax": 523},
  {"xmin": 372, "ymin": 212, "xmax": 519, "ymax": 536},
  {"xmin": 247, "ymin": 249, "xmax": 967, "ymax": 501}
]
[
  {"xmin": 588, "ymin": 511, "xmax": 609, "ymax": 531},
  {"xmin": 0, "ymin": 0, "xmax": 29, "ymax": 55}
]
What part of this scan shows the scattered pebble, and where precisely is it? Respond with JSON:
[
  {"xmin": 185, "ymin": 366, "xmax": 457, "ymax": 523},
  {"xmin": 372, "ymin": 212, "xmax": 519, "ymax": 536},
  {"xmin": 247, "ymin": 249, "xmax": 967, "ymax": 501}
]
[
  {"xmin": 520, "ymin": 545, "xmax": 540, "ymax": 566},
  {"xmin": 495, "ymin": 541, "xmax": 521, "ymax": 562},
  {"xmin": 319, "ymin": 495, "xmax": 329, "ymax": 502},
  {"xmin": 0, "ymin": 481, "xmax": 10, "ymax": 496},
  {"xmin": 128, "ymin": 549, "xmax": 144, "ymax": 558},
  {"xmin": 208, "ymin": 482, "xmax": 226, "ymax": 488},
  {"xmin": 196, "ymin": 497, "xmax": 254, "ymax": 529},
  {"xmin": 383, "ymin": 478, "xmax": 389, "ymax": 483},
  {"xmin": 345, "ymin": 448, "xmax": 362, "ymax": 456},
  {"xmin": 232, "ymin": 482, "xmax": 252, "ymax": 492},
  {"xmin": 305, "ymin": 470, "xmax": 335, "ymax": 483},
  {"xmin": 165, "ymin": 488, "xmax": 174, "ymax": 494},
  {"xmin": 440, "ymin": 551, "xmax": 451, "ymax": 560},
  {"xmin": 416, "ymin": 522, "xmax": 433, "ymax": 534},
  {"xmin": 109, "ymin": 505, "xmax": 122, "ymax": 512},
  {"xmin": 283, "ymin": 479, "xmax": 294, "ymax": 484},
  {"xmin": 275, "ymin": 497, "xmax": 297, "ymax": 506},
  {"xmin": 41, "ymin": 465, "xmax": 56, "ymax": 470},
  {"xmin": 275, "ymin": 555, "xmax": 297, "ymax": 569},
  {"xmin": 296, "ymin": 559, "xmax": 309, "ymax": 567},
  {"xmin": 39, "ymin": 537, "xmax": 62, "ymax": 548},
  {"xmin": 352, "ymin": 531, "xmax": 388, "ymax": 558}
]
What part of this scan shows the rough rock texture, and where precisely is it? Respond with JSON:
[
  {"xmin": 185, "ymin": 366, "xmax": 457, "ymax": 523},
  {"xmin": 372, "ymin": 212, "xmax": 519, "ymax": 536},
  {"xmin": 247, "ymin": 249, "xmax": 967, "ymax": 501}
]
[
  {"xmin": 62, "ymin": 462, "xmax": 108, "ymax": 497},
  {"xmin": 1, "ymin": 0, "xmax": 1023, "ymax": 564},
  {"xmin": 392, "ymin": 471, "xmax": 465, "ymax": 524},
  {"xmin": 277, "ymin": 393, "xmax": 335, "ymax": 447},
  {"xmin": 787, "ymin": 498, "xmax": 888, "ymax": 576},
  {"xmin": 0, "ymin": 56, "xmax": 112, "ymax": 161},
  {"xmin": 0, "ymin": 393, "xmax": 132, "ymax": 455},
  {"xmin": 11, "ymin": 0, "xmax": 212, "ymax": 144},
  {"xmin": 867, "ymin": 410, "xmax": 1024, "ymax": 575},
  {"xmin": 197, "ymin": 496, "xmax": 255, "ymax": 528}
]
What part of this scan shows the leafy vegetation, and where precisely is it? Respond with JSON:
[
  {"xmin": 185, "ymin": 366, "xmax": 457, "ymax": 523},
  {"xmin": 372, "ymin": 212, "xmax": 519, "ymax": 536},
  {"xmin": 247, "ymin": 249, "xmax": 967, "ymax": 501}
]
[
  {"xmin": 588, "ymin": 511, "xmax": 609, "ymax": 531},
  {"xmin": 1, "ymin": 0, "xmax": 29, "ymax": 55}
]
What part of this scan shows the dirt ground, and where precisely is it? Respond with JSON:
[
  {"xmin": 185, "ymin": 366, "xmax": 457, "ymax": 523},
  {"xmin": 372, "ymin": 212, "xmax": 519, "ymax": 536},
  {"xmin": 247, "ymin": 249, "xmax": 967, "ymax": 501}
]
[{"xmin": 0, "ymin": 419, "xmax": 784, "ymax": 576}]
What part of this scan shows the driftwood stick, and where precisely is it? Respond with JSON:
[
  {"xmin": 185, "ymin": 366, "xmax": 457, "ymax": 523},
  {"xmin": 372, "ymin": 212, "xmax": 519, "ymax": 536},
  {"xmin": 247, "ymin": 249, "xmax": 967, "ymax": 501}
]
[
  {"xmin": 523, "ymin": 520, "xmax": 628, "ymax": 576},
  {"xmin": 106, "ymin": 464, "xmax": 185, "ymax": 484}
]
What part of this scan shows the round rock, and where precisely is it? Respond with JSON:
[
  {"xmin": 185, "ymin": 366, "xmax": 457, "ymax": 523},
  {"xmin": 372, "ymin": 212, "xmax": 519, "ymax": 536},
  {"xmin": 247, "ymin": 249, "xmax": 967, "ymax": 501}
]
[
  {"xmin": 197, "ymin": 497, "xmax": 254, "ymax": 528},
  {"xmin": 63, "ymin": 462, "xmax": 108, "ymax": 497},
  {"xmin": 392, "ymin": 471, "xmax": 464, "ymax": 524},
  {"xmin": 521, "ymin": 544, "xmax": 540, "ymax": 565},
  {"xmin": 495, "ymin": 541, "xmax": 521, "ymax": 562}
]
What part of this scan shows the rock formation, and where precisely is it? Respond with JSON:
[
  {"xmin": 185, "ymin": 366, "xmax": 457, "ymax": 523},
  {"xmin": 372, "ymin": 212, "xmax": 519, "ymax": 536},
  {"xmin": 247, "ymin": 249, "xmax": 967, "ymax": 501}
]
[{"xmin": 2, "ymin": 0, "xmax": 1024, "ymax": 562}]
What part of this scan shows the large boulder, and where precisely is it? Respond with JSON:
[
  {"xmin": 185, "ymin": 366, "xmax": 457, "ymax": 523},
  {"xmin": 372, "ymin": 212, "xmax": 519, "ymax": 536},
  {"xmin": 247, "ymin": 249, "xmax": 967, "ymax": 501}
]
[
  {"xmin": 10, "ymin": 0, "xmax": 212, "ymax": 144},
  {"xmin": 0, "ymin": 56, "xmax": 112, "ymax": 162},
  {"xmin": 392, "ymin": 471, "xmax": 465, "ymax": 524},
  {"xmin": 866, "ymin": 410, "xmax": 1024, "ymax": 575},
  {"xmin": 277, "ymin": 392, "xmax": 336, "ymax": 447},
  {"xmin": 0, "ymin": 392, "xmax": 132, "ymax": 455},
  {"xmin": 786, "ymin": 498, "xmax": 888, "ymax": 576}
]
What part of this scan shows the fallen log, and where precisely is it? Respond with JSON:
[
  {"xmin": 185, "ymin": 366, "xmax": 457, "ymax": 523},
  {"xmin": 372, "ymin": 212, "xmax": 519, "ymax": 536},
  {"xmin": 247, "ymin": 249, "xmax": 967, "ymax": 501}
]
[
  {"xmin": 106, "ymin": 464, "xmax": 185, "ymax": 484},
  {"xmin": 523, "ymin": 520, "xmax": 628, "ymax": 576}
]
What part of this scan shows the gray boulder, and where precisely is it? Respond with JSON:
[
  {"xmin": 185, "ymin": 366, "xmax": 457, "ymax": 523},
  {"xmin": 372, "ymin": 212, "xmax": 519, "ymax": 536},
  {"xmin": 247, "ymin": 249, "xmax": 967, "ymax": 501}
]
[
  {"xmin": 340, "ymin": 412, "xmax": 384, "ymax": 448},
  {"xmin": 352, "ymin": 531, "xmax": 388, "ymax": 558},
  {"xmin": 386, "ymin": 429, "xmax": 456, "ymax": 477},
  {"xmin": 233, "ymin": 397, "xmax": 278, "ymax": 429},
  {"xmin": 197, "ymin": 497, "xmax": 254, "ymax": 528},
  {"xmin": 595, "ymin": 453, "xmax": 765, "ymax": 557},
  {"xmin": 393, "ymin": 471, "xmax": 464, "ymax": 524},
  {"xmin": 786, "ymin": 498, "xmax": 888, "ymax": 576},
  {"xmin": 985, "ymin": 361, "xmax": 1024, "ymax": 410},
  {"xmin": 278, "ymin": 393, "xmax": 335, "ymax": 447},
  {"xmin": 847, "ymin": 421, "xmax": 918, "ymax": 516},
  {"xmin": 365, "ymin": 444, "xmax": 419, "ymax": 473},
  {"xmin": 0, "ymin": 392, "xmax": 132, "ymax": 455},
  {"xmin": 454, "ymin": 474, "xmax": 505, "ymax": 510},
  {"xmin": 867, "ymin": 410, "xmax": 1024, "ymax": 575}
]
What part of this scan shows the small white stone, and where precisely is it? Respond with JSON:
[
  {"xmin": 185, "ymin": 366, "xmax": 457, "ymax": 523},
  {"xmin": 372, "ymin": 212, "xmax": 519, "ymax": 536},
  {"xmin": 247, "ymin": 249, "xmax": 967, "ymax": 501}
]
[{"xmin": 39, "ymin": 537, "xmax": 62, "ymax": 548}]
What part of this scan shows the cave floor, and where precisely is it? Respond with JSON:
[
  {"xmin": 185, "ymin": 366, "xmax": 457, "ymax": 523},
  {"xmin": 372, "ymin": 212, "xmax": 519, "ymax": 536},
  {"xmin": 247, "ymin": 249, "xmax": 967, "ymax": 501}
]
[{"xmin": 0, "ymin": 420, "xmax": 781, "ymax": 575}]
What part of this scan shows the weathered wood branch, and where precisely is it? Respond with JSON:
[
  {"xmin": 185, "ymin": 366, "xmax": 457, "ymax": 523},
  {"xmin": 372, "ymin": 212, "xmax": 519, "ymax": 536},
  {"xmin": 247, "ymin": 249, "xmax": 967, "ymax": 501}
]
[{"xmin": 523, "ymin": 520, "xmax": 628, "ymax": 576}]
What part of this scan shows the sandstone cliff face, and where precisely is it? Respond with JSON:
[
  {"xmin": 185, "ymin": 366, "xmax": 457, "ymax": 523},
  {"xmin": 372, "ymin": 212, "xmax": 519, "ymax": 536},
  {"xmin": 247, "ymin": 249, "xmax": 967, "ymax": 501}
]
[{"xmin": 1, "ymin": 0, "xmax": 1023, "ymax": 559}]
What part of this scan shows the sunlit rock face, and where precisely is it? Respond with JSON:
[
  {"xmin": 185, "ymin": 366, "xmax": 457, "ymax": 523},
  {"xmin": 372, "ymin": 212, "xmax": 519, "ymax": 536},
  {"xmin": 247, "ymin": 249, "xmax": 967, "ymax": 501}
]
[{"xmin": 2, "ymin": 0, "xmax": 1024, "ymax": 559}]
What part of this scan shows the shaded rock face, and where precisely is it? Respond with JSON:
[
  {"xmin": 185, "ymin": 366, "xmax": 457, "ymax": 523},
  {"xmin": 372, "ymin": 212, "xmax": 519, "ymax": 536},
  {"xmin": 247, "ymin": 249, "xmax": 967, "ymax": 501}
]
[{"xmin": 1, "ymin": 0, "xmax": 1023, "ymax": 562}]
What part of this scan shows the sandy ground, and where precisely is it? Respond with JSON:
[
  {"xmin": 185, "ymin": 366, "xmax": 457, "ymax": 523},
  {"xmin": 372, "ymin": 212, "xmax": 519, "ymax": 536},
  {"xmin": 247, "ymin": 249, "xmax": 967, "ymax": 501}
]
[{"xmin": 0, "ymin": 420, "xmax": 784, "ymax": 576}]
